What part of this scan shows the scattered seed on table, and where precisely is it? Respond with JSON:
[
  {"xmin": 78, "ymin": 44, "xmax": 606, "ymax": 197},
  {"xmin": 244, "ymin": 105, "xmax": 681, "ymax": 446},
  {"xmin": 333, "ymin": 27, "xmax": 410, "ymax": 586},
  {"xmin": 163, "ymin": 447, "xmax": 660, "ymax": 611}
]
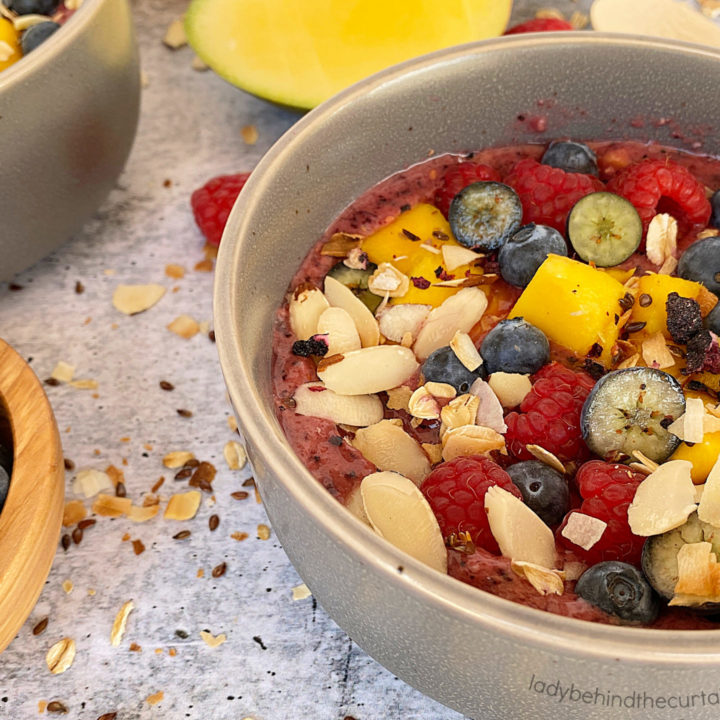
[
  {"xmin": 209, "ymin": 514, "xmax": 219, "ymax": 531},
  {"xmin": 97, "ymin": 713, "xmax": 118, "ymax": 720},
  {"xmin": 115, "ymin": 482, "xmax": 127, "ymax": 498},
  {"xmin": 159, "ymin": 380, "xmax": 174, "ymax": 391},
  {"xmin": 71, "ymin": 527, "xmax": 83, "ymax": 545},
  {"xmin": 208, "ymin": 330, "xmax": 216, "ymax": 342},
  {"xmin": 176, "ymin": 408, "xmax": 193, "ymax": 418},
  {"xmin": 77, "ymin": 518, "xmax": 96, "ymax": 530},
  {"xmin": 45, "ymin": 377, "xmax": 61, "ymax": 386},
  {"xmin": 61, "ymin": 534, "xmax": 71, "ymax": 551},
  {"xmin": 151, "ymin": 477, "xmax": 165, "ymax": 493},
  {"xmin": 212, "ymin": 562, "xmax": 226, "ymax": 578},
  {"xmin": 32, "ymin": 617, "xmax": 48, "ymax": 636},
  {"xmin": 242, "ymin": 477, "xmax": 255, "ymax": 488},
  {"xmin": 231, "ymin": 491, "xmax": 249, "ymax": 501},
  {"xmin": 173, "ymin": 530, "xmax": 191, "ymax": 540},
  {"xmin": 174, "ymin": 467, "xmax": 192, "ymax": 480},
  {"xmin": 175, "ymin": 629, "xmax": 189, "ymax": 639},
  {"xmin": 47, "ymin": 701, "xmax": 68, "ymax": 714},
  {"xmin": 75, "ymin": 281, "xmax": 85, "ymax": 294},
  {"xmin": 63, "ymin": 458, "xmax": 75, "ymax": 471}
]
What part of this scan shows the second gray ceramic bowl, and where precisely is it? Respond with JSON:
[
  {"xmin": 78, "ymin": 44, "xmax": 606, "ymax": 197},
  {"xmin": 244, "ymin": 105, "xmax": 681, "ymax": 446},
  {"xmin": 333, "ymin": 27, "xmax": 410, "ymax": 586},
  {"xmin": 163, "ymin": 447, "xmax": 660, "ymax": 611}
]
[
  {"xmin": 216, "ymin": 34, "xmax": 720, "ymax": 720},
  {"xmin": 0, "ymin": 0, "xmax": 139, "ymax": 280}
]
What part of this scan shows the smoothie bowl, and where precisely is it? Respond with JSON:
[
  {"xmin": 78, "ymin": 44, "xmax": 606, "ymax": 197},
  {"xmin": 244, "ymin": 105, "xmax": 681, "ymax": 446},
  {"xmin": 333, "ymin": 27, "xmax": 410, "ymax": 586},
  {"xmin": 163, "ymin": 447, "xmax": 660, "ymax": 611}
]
[{"xmin": 215, "ymin": 35, "xmax": 720, "ymax": 719}]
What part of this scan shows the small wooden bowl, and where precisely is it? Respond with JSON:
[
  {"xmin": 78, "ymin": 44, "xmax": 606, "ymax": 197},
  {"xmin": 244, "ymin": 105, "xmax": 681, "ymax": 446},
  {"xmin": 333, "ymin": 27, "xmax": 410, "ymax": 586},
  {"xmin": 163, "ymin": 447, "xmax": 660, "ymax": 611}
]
[{"xmin": 0, "ymin": 338, "xmax": 64, "ymax": 652}]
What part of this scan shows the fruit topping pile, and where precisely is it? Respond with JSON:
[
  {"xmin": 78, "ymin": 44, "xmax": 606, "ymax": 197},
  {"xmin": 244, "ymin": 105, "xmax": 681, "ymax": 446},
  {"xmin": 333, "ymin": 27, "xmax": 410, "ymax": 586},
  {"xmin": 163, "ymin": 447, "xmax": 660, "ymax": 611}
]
[
  {"xmin": 273, "ymin": 138, "xmax": 720, "ymax": 627},
  {"xmin": 0, "ymin": 1, "xmax": 76, "ymax": 72}
]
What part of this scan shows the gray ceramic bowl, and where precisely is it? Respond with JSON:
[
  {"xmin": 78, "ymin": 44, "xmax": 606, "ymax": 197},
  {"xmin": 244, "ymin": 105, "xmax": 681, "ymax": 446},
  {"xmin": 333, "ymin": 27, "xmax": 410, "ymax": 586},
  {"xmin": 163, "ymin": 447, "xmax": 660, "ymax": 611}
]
[
  {"xmin": 0, "ymin": 0, "xmax": 139, "ymax": 280},
  {"xmin": 216, "ymin": 35, "xmax": 720, "ymax": 720}
]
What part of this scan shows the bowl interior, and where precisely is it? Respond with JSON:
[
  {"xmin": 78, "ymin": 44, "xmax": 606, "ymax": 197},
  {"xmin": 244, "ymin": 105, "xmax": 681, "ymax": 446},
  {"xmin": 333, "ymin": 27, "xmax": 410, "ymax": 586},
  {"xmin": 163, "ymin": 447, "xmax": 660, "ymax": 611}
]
[{"xmin": 215, "ymin": 33, "xmax": 720, "ymax": 660}]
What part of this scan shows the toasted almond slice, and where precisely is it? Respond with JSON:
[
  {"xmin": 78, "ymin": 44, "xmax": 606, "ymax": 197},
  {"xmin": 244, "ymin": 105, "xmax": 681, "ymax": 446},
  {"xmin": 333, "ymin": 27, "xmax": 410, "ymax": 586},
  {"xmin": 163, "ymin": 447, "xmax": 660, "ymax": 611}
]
[
  {"xmin": 223, "ymin": 441, "xmax": 247, "ymax": 471},
  {"xmin": 617, "ymin": 352, "xmax": 640, "ymax": 369},
  {"xmin": 324, "ymin": 275, "xmax": 379, "ymax": 347},
  {"xmin": 698, "ymin": 455, "xmax": 720, "ymax": 527},
  {"xmin": 408, "ymin": 386, "xmax": 440, "ymax": 420},
  {"xmin": 352, "ymin": 420, "xmax": 431, "ymax": 485},
  {"xmin": 162, "ymin": 451, "xmax": 195, "ymax": 468},
  {"xmin": 424, "ymin": 381, "xmax": 456, "ymax": 399},
  {"xmin": 110, "ymin": 600, "xmax": 135, "ymax": 647},
  {"xmin": 113, "ymin": 284, "xmax": 166, "ymax": 315},
  {"xmin": 317, "ymin": 306, "xmax": 361, "ymax": 356},
  {"xmin": 361, "ymin": 471, "xmax": 447, "ymax": 573},
  {"xmin": 627, "ymin": 459, "xmax": 697, "ymax": 536},
  {"xmin": 413, "ymin": 287, "xmax": 488, "ymax": 360},
  {"xmin": 317, "ymin": 345, "xmax": 418, "ymax": 395},
  {"xmin": 488, "ymin": 372, "xmax": 532, "ymax": 409},
  {"xmin": 386, "ymin": 385, "xmax": 412, "ymax": 412},
  {"xmin": 442, "ymin": 424, "xmax": 505, "ymax": 461},
  {"xmin": 450, "ymin": 331, "xmax": 483, "ymax": 372},
  {"xmin": 468, "ymin": 378, "xmax": 506, "ymax": 434},
  {"xmin": 320, "ymin": 232, "xmax": 363, "ymax": 257},
  {"xmin": 485, "ymin": 486, "xmax": 557, "ymax": 568},
  {"xmin": 641, "ymin": 332, "xmax": 675, "ymax": 370},
  {"xmin": 127, "ymin": 504, "xmax": 159, "ymax": 522},
  {"xmin": 368, "ymin": 263, "xmax": 410, "ymax": 298},
  {"xmin": 526, "ymin": 445, "xmax": 565, "ymax": 474},
  {"xmin": 441, "ymin": 244, "xmax": 481, "ymax": 272},
  {"xmin": 511, "ymin": 561, "xmax": 565, "ymax": 596},
  {"xmin": 631, "ymin": 450, "xmax": 659, "ymax": 474},
  {"xmin": 293, "ymin": 382, "xmax": 384, "ymax": 426},
  {"xmin": 92, "ymin": 494, "xmax": 132, "ymax": 518},
  {"xmin": 668, "ymin": 397, "xmax": 705, "ymax": 443},
  {"xmin": 561, "ymin": 512, "xmax": 607, "ymax": 551},
  {"xmin": 46, "ymin": 637, "xmax": 76, "ymax": 674},
  {"xmin": 289, "ymin": 283, "xmax": 329, "ymax": 341},
  {"xmin": 377, "ymin": 303, "xmax": 431, "ymax": 343},
  {"xmin": 164, "ymin": 491, "xmax": 202, "ymax": 521},
  {"xmin": 669, "ymin": 541, "xmax": 720, "ymax": 606},
  {"xmin": 167, "ymin": 314, "xmax": 200, "ymax": 339},
  {"xmin": 62, "ymin": 500, "xmax": 86, "ymax": 527},
  {"xmin": 73, "ymin": 468, "xmax": 113, "ymax": 498},
  {"xmin": 421, "ymin": 442, "xmax": 443, "ymax": 465},
  {"xmin": 440, "ymin": 393, "xmax": 480, "ymax": 437},
  {"xmin": 646, "ymin": 213, "xmax": 677, "ymax": 266}
]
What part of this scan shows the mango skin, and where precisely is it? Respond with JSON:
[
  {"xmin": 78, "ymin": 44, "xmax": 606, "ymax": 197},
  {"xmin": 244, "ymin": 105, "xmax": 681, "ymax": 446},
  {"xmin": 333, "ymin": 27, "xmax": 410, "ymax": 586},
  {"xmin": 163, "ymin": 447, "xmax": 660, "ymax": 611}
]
[
  {"xmin": 671, "ymin": 431, "xmax": 720, "ymax": 484},
  {"xmin": 360, "ymin": 203, "xmax": 481, "ymax": 307},
  {"xmin": 509, "ymin": 254, "xmax": 626, "ymax": 366},
  {"xmin": 631, "ymin": 274, "xmax": 705, "ymax": 338}
]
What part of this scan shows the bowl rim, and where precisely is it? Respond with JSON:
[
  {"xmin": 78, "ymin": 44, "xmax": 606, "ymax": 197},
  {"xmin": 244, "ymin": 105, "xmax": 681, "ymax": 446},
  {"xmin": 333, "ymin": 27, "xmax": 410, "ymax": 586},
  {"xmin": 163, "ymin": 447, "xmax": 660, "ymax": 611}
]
[
  {"xmin": 0, "ymin": 0, "xmax": 105, "ymax": 90},
  {"xmin": 215, "ymin": 32, "xmax": 720, "ymax": 661}
]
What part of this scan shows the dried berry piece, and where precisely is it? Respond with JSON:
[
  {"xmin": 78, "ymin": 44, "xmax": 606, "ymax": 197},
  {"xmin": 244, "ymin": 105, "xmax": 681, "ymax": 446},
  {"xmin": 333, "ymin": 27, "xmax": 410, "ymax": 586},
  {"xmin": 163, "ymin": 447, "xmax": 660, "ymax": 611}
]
[
  {"xmin": 291, "ymin": 336, "xmax": 329, "ymax": 357},
  {"xmin": 685, "ymin": 330, "xmax": 712, "ymax": 374},
  {"xmin": 666, "ymin": 292, "xmax": 703, "ymax": 345}
]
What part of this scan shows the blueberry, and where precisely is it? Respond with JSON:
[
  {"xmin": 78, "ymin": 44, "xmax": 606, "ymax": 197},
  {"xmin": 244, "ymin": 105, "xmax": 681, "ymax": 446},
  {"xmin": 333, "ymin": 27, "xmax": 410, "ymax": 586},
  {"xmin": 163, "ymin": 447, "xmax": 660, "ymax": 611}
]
[
  {"xmin": 541, "ymin": 140, "xmax": 598, "ymax": 176},
  {"xmin": 20, "ymin": 21, "xmax": 60, "ymax": 55},
  {"xmin": 8, "ymin": 0, "xmax": 59, "ymax": 15},
  {"xmin": 711, "ymin": 190, "xmax": 720, "ymax": 229},
  {"xmin": 448, "ymin": 182, "xmax": 522, "ymax": 251},
  {"xmin": 421, "ymin": 345, "xmax": 486, "ymax": 393},
  {"xmin": 575, "ymin": 561, "xmax": 659, "ymax": 624},
  {"xmin": 480, "ymin": 318, "xmax": 549, "ymax": 375},
  {"xmin": 498, "ymin": 223, "xmax": 568, "ymax": 287},
  {"xmin": 505, "ymin": 460, "xmax": 569, "ymax": 526},
  {"xmin": 677, "ymin": 236, "xmax": 720, "ymax": 297},
  {"xmin": 705, "ymin": 303, "xmax": 720, "ymax": 335}
]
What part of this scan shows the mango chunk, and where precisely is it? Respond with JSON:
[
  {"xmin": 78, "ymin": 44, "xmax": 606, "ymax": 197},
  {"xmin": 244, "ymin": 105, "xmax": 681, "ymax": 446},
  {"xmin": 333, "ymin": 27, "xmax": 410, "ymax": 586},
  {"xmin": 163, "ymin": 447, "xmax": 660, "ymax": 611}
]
[
  {"xmin": 671, "ymin": 431, "xmax": 720, "ymax": 484},
  {"xmin": 0, "ymin": 19, "xmax": 21, "ymax": 72},
  {"xmin": 360, "ymin": 203, "xmax": 481, "ymax": 307},
  {"xmin": 509, "ymin": 255, "xmax": 626, "ymax": 366},
  {"xmin": 631, "ymin": 274, "xmax": 705, "ymax": 338}
]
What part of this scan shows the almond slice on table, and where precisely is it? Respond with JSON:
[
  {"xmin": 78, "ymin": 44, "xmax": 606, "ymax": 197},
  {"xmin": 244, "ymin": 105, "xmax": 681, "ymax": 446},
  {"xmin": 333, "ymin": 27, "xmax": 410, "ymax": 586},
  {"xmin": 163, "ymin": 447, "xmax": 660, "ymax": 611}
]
[
  {"xmin": 289, "ymin": 283, "xmax": 329, "ymax": 340},
  {"xmin": 469, "ymin": 378, "xmax": 506, "ymax": 434},
  {"xmin": 324, "ymin": 275, "xmax": 379, "ymax": 347},
  {"xmin": 413, "ymin": 287, "xmax": 488, "ymax": 360},
  {"xmin": 377, "ymin": 303, "xmax": 431, "ymax": 343},
  {"xmin": 352, "ymin": 420, "xmax": 431, "ymax": 485},
  {"xmin": 293, "ymin": 382, "xmax": 383, "ymax": 427},
  {"xmin": 408, "ymin": 386, "xmax": 440, "ymax": 420},
  {"xmin": 484, "ymin": 486, "xmax": 557, "ymax": 569},
  {"xmin": 317, "ymin": 345, "xmax": 418, "ymax": 395},
  {"xmin": 442, "ymin": 424, "xmax": 505, "ymax": 462},
  {"xmin": 316, "ymin": 306, "xmax": 361, "ymax": 356},
  {"xmin": 360, "ymin": 471, "xmax": 447, "ymax": 573},
  {"xmin": 627, "ymin": 460, "xmax": 697, "ymax": 536},
  {"xmin": 113, "ymin": 284, "xmax": 166, "ymax": 315}
]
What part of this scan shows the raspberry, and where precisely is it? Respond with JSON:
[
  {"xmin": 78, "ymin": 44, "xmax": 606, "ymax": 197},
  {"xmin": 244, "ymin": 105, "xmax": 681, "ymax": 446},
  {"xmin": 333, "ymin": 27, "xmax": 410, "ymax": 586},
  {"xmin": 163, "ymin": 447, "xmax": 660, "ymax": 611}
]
[
  {"xmin": 503, "ymin": 158, "xmax": 605, "ymax": 232},
  {"xmin": 434, "ymin": 162, "xmax": 501, "ymax": 217},
  {"xmin": 606, "ymin": 158, "xmax": 711, "ymax": 231},
  {"xmin": 557, "ymin": 460, "xmax": 646, "ymax": 566},
  {"xmin": 190, "ymin": 172, "xmax": 251, "ymax": 246},
  {"xmin": 421, "ymin": 455, "xmax": 522, "ymax": 554},
  {"xmin": 504, "ymin": 18, "xmax": 574, "ymax": 34},
  {"xmin": 505, "ymin": 362, "xmax": 595, "ymax": 463}
]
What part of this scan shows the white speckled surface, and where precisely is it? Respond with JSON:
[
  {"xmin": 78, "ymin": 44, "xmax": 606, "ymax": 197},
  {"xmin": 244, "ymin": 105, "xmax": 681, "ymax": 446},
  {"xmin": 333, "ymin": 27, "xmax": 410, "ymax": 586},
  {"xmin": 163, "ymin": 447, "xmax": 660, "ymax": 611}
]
[{"xmin": 0, "ymin": 0, "xmax": 681, "ymax": 718}]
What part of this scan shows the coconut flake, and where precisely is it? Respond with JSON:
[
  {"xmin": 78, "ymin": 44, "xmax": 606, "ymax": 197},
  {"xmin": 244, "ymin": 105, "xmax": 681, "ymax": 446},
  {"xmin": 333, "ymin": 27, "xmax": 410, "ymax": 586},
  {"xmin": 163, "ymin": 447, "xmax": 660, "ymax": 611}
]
[
  {"xmin": 361, "ymin": 471, "xmax": 447, "ymax": 573},
  {"xmin": 485, "ymin": 486, "xmax": 557, "ymax": 569},
  {"xmin": 641, "ymin": 332, "xmax": 675, "ymax": 369},
  {"xmin": 698, "ymin": 455, "xmax": 720, "ymax": 527},
  {"xmin": 440, "ymin": 394, "xmax": 480, "ymax": 437},
  {"xmin": 468, "ymin": 378, "xmax": 507, "ymax": 434},
  {"xmin": 442, "ymin": 424, "xmax": 505, "ymax": 461},
  {"xmin": 449, "ymin": 331, "xmax": 483, "ymax": 371},
  {"xmin": 386, "ymin": 386, "xmax": 412, "ymax": 412},
  {"xmin": 113, "ymin": 284, "xmax": 166, "ymax": 315},
  {"xmin": 669, "ymin": 541, "xmax": 720, "ymax": 606},
  {"xmin": 73, "ymin": 469, "xmax": 113, "ymax": 498},
  {"xmin": 511, "ymin": 561, "xmax": 565, "ymax": 596},
  {"xmin": 441, "ymin": 244, "xmax": 481, "ymax": 272},
  {"xmin": 627, "ymin": 460, "xmax": 697, "ymax": 536},
  {"xmin": 668, "ymin": 397, "xmax": 707, "ymax": 443},
  {"xmin": 488, "ymin": 372, "xmax": 532, "ymax": 408},
  {"xmin": 561, "ymin": 512, "xmax": 607, "ymax": 551},
  {"xmin": 408, "ymin": 386, "xmax": 440, "ymax": 420},
  {"xmin": 368, "ymin": 263, "xmax": 410, "ymax": 298}
]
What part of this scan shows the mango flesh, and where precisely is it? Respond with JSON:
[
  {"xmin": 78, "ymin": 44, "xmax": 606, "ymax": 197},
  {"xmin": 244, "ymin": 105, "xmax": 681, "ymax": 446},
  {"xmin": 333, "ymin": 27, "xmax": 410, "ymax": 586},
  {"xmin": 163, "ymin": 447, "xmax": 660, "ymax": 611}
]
[
  {"xmin": 509, "ymin": 254, "xmax": 626, "ymax": 366},
  {"xmin": 671, "ymin": 431, "xmax": 720, "ymax": 484},
  {"xmin": 0, "ymin": 19, "xmax": 21, "ymax": 72},
  {"xmin": 360, "ymin": 203, "xmax": 481, "ymax": 307},
  {"xmin": 184, "ymin": 0, "xmax": 512, "ymax": 109}
]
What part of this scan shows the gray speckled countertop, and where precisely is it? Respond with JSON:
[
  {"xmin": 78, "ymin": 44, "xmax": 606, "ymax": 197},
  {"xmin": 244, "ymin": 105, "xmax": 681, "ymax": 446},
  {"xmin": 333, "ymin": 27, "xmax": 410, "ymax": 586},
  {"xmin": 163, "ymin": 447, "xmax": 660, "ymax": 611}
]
[{"xmin": 0, "ymin": 0, "xmax": 679, "ymax": 718}]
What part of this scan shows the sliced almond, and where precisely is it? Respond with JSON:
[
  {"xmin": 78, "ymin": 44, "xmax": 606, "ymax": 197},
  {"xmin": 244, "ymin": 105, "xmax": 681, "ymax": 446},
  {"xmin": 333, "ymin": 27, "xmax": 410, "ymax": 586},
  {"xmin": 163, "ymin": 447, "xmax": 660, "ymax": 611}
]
[
  {"xmin": 442, "ymin": 424, "xmax": 505, "ymax": 461},
  {"xmin": 468, "ymin": 378, "xmax": 507, "ymax": 434},
  {"xmin": 360, "ymin": 471, "xmax": 446, "ymax": 573},
  {"xmin": 200, "ymin": 630, "xmax": 227, "ymax": 648},
  {"xmin": 617, "ymin": 352, "xmax": 640, "ymax": 369},
  {"xmin": 526, "ymin": 445, "xmax": 565, "ymax": 475},
  {"xmin": 46, "ymin": 637, "xmax": 76, "ymax": 674},
  {"xmin": 113, "ymin": 284, "xmax": 166, "ymax": 315},
  {"xmin": 646, "ymin": 213, "xmax": 677, "ymax": 267},
  {"xmin": 561, "ymin": 512, "xmax": 607, "ymax": 551},
  {"xmin": 164, "ymin": 491, "xmax": 202, "ymax": 521},
  {"xmin": 92, "ymin": 494, "xmax": 132, "ymax": 518},
  {"xmin": 408, "ymin": 386, "xmax": 440, "ymax": 420},
  {"xmin": 385, "ymin": 385, "xmax": 412, "ymax": 412},
  {"xmin": 324, "ymin": 275, "xmax": 379, "ymax": 347},
  {"xmin": 627, "ymin": 459, "xmax": 697, "ymax": 536},
  {"xmin": 658, "ymin": 255, "xmax": 678, "ymax": 275},
  {"xmin": 62, "ymin": 500, "xmax": 86, "ymax": 527},
  {"xmin": 449, "ymin": 331, "xmax": 483, "ymax": 372},
  {"xmin": 641, "ymin": 332, "xmax": 675, "ymax": 370},
  {"xmin": 127, "ymin": 505, "xmax": 159, "ymax": 522},
  {"xmin": 668, "ymin": 397, "xmax": 706, "ymax": 443},
  {"xmin": 485, "ymin": 486, "xmax": 557, "ymax": 569},
  {"xmin": 669, "ymin": 541, "xmax": 720, "ymax": 606},
  {"xmin": 352, "ymin": 420, "xmax": 431, "ymax": 485},
  {"xmin": 367, "ymin": 263, "xmax": 410, "ymax": 298},
  {"xmin": 413, "ymin": 287, "xmax": 488, "ymax": 360},
  {"xmin": 440, "ymin": 393, "xmax": 480, "ymax": 437},
  {"xmin": 162, "ymin": 451, "xmax": 195, "ymax": 468},
  {"xmin": 289, "ymin": 283, "xmax": 329, "ymax": 341},
  {"xmin": 223, "ymin": 441, "xmax": 247, "ymax": 471},
  {"xmin": 317, "ymin": 345, "xmax": 418, "ymax": 395},
  {"xmin": 698, "ymin": 455, "xmax": 720, "ymax": 527},
  {"xmin": 320, "ymin": 232, "xmax": 363, "ymax": 257},
  {"xmin": 487, "ymin": 372, "xmax": 532, "ymax": 409},
  {"xmin": 167, "ymin": 314, "xmax": 200, "ymax": 339},
  {"xmin": 424, "ymin": 381, "xmax": 456, "ymax": 399},
  {"xmin": 293, "ymin": 382, "xmax": 384, "ymax": 426},
  {"xmin": 317, "ymin": 306, "xmax": 361, "ymax": 356},
  {"xmin": 13, "ymin": 14, "xmax": 53, "ymax": 31},
  {"xmin": 511, "ymin": 561, "xmax": 565, "ymax": 596},
  {"xmin": 377, "ymin": 303, "xmax": 431, "ymax": 343},
  {"xmin": 441, "ymin": 244, "xmax": 481, "ymax": 272},
  {"xmin": 110, "ymin": 600, "xmax": 135, "ymax": 647},
  {"xmin": 73, "ymin": 468, "xmax": 113, "ymax": 498},
  {"xmin": 345, "ymin": 485, "xmax": 371, "ymax": 525}
]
